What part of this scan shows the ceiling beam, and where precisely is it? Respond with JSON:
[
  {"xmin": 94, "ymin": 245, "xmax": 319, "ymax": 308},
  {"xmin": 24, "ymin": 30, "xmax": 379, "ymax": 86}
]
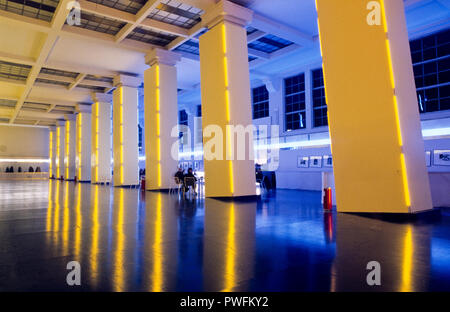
[
  {"xmin": 115, "ymin": 0, "xmax": 162, "ymax": 42},
  {"xmin": 10, "ymin": 0, "xmax": 72, "ymax": 124},
  {"xmin": 166, "ymin": 22, "xmax": 206, "ymax": 50},
  {"xmin": 177, "ymin": 0, "xmax": 215, "ymax": 11},
  {"xmin": 0, "ymin": 51, "xmax": 36, "ymax": 67},
  {"xmin": 77, "ymin": 0, "xmax": 187, "ymax": 38},
  {"xmin": 247, "ymin": 48, "xmax": 270, "ymax": 60},
  {"xmin": 247, "ymin": 30, "xmax": 266, "ymax": 43},
  {"xmin": 251, "ymin": 13, "xmax": 313, "ymax": 47},
  {"xmin": 68, "ymin": 73, "xmax": 87, "ymax": 91}
]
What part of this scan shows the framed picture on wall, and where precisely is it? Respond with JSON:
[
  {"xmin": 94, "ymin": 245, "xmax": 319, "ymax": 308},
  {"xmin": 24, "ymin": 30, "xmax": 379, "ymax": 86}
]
[
  {"xmin": 425, "ymin": 151, "xmax": 431, "ymax": 167},
  {"xmin": 323, "ymin": 155, "xmax": 333, "ymax": 167},
  {"xmin": 193, "ymin": 161, "xmax": 199, "ymax": 170},
  {"xmin": 297, "ymin": 156, "xmax": 309, "ymax": 168},
  {"xmin": 433, "ymin": 150, "xmax": 450, "ymax": 166},
  {"xmin": 310, "ymin": 156, "xmax": 322, "ymax": 168}
]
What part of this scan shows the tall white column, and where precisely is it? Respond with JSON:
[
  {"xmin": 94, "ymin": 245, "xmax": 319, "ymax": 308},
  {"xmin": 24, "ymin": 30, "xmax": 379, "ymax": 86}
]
[
  {"xmin": 56, "ymin": 120, "xmax": 65, "ymax": 180},
  {"xmin": 144, "ymin": 49, "xmax": 180, "ymax": 190},
  {"xmin": 91, "ymin": 94, "xmax": 112, "ymax": 184},
  {"xmin": 49, "ymin": 126, "xmax": 56, "ymax": 179},
  {"xmin": 76, "ymin": 104, "xmax": 92, "ymax": 182},
  {"xmin": 113, "ymin": 75, "xmax": 140, "ymax": 187},
  {"xmin": 199, "ymin": 0, "xmax": 256, "ymax": 197},
  {"xmin": 64, "ymin": 114, "xmax": 76, "ymax": 180},
  {"xmin": 316, "ymin": 0, "xmax": 432, "ymax": 213}
]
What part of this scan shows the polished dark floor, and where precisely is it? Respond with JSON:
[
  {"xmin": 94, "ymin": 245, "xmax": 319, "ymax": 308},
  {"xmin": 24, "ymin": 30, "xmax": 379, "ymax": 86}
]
[{"xmin": 0, "ymin": 180, "xmax": 449, "ymax": 291}]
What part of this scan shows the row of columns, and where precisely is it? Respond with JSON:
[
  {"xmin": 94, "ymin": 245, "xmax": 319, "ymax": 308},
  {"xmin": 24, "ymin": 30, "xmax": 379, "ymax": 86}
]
[
  {"xmin": 49, "ymin": 101, "xmax": 112, "ymax": 184},
  {"xmin": 48, "ymin": 0, "xmax": 432, "ymax": 213},
  {"xmin": 48, "ymin": 1, "xmax": 257, "ymax": 196}
]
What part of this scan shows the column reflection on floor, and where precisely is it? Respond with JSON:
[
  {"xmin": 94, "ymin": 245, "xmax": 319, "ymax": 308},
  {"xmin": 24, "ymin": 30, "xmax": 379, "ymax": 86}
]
[
  {"xmin": 203, "ymin": 199, "xmax": 256, "ymax": 291},
  {"xmin": 144, "ymin": 192, "xmax": 178, "ymax": 292},
  {"xmin": 333, "ymin": 214, "xmax": 431, "ymax": 291}
]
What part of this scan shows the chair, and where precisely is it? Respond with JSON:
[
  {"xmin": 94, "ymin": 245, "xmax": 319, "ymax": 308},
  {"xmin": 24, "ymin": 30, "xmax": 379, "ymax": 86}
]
[
  {"xmin": 170, "ymin": 177, "xmax": 183, "ymax": 195},
  {"xmin": 184, "ymin": 177, "xmax": 196, "ymax": 196}
]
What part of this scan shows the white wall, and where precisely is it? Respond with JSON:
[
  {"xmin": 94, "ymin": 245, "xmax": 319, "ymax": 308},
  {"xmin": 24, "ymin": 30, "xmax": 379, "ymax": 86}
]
[
  {"xmin": 275, "ymin": 137, "xmax": 450, "ymax": 208},
  {"xmin": 0, "ymin": 125, "xmax": 49, "ymax": 158}
]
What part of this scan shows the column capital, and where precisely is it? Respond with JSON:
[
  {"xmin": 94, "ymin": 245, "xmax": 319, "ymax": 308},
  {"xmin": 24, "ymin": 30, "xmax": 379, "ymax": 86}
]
[
  {"xmin": 145, "ymin": 48, "xmax": 181, "ymax": 67},
  {"xmin": 49, "ymin": 126, "xmax": 56, "ymax": 131},
  {"xmin": 64, "ymin": 114, "xmax": 76, "ymax": 121},
  {"xmin": 201, "ymin": 0, "xmax": 253, "ymax": 29},
  {"xmin": 113, "ymin": 74, "xmax": 141, "ymax": 88},
  {"xmin": 76, "ymin": 103, "xmax": 92, "ymax": 114},
  {"xmin": 91, "ymin": 92, "xmax": 112, "ymax": 103},
  {"xmin": 262, "ymin": 77, "xmax": 281, "ymax": 93}
]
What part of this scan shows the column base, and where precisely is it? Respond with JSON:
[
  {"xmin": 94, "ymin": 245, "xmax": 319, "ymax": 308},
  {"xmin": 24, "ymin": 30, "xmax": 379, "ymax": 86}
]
[
  {"xmin": 207, "ymin": 194, "xmax": 261, "ymax": 202},
  {"xmin": 146, "ymin": 188, "xmax": 171, "ymax": 193},
  {"xmin": 343, "ymin": 207, "xmax": 440, "ymax": 221},
  {"xmin": 114, "ymin": 184, "xmax": 140, "ymax": 188}
]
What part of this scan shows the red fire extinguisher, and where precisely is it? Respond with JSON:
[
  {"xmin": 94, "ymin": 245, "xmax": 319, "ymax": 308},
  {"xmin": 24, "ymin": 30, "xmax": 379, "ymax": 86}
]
[{"xmin": 323, "ymin": 187, "xmax": 332, "ymax": 211}]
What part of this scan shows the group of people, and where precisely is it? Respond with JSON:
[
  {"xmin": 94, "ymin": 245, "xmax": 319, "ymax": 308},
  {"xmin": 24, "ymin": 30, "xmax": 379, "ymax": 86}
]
[
  {"xmin": 174, "ymin": 167, "xmax": 198, "ymax": 195},
  {"xmin": 5, "ymin": 166, "xmax": 41, "ymax": 173}
]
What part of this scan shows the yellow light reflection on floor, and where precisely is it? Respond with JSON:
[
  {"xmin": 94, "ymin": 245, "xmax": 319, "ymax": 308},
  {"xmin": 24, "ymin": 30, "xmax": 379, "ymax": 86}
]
[
  {"xmin": 150, "ymin": 193, "xmax": 163, "ymax": 292},
  {"xmin": 74, "ymin": 184, "xmax": 82, "ymax": 260},
  {"xmin": 46, "ymin": 181, "xmax": 53, "ymax": 232},
  {"xmin": 63, "ymin": 182, "xmax": 70, "ymax": 254},
  {"xmin": 114, "ymin": 188, "xmax": 125, "ymax": 291},
  {"xmin": 223, "ymin": 203, "xmax": 236, "ymax": 292},
  {"xmin": 91, "ymin": 185, "xmax": 99, "ymax": 287},
  {"xmin": 400, "ymin": 226, "xmax": 414, "ymax": 292},
  {"xmin": 53, "ymin": 181, "xmax": 60, "ymax": 244}
]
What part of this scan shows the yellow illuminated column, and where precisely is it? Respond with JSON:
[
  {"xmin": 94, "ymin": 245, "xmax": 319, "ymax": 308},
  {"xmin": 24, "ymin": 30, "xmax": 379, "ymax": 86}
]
[
  {"xmin": 49, "ymin": 126, "xmax": 57, "ymax": 179},
  {"xmin": 199, "ymin": 0, "xmax": 256, "ymax": 197},
  {"xmin": 144, "ymin": 49, "xmax": 180, "ymax": 190},
  {"xmin": 315, "ymin": 0, "xmax": 432, "ymax": 213},
  {"xmin": 91, "ymin": 94, "xmax": 112, "ymax": 184},
  {"xmin": 76, "ymin": 104, "xmax": 92, "ymax": 182},
  {"xmin": 113, "ymin": 75, "xmax": 140, "ymax": 187},
  {"xmin": 64, "ymin": 115, "xmax": 76, "ymax": 180},
  {"xmin": 56, "ymin": 120, "xmax": 65, "ymax": 180}
]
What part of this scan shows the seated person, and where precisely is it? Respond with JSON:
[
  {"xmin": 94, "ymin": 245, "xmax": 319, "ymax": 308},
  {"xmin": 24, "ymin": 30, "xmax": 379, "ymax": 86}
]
[
  {"xmin": 174, "ymin": 167, "xmax": 184, "ymax": 184},
  {"xmin": 256, "ymin": 168, "xmax": 263, "ymax": 182},
  {"xmin": 184, "ymin": 168, "xmax": 197, "ymax": 194}
]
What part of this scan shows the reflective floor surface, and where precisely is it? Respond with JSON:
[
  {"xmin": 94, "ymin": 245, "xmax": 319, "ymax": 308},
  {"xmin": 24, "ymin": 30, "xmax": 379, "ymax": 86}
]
[{"xmin": 0, "ymin": 180, "xmax": 449, "ymax": 291}]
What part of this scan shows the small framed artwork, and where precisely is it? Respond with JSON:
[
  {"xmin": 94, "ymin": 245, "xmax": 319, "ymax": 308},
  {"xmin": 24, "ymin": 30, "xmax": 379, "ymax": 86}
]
[
  {"xmin": 193, "ymin": 161, "xmax": 199, "ymax": 170},
  {"xmin": 310, "ymin": 156, "xmax": 322, "ymax": 168},
  {"xmin": 297, "ymin": 156, "xmax": 309, "ymax": 168},
  {"xmin": 425, "ymin": 151, "xmax": 431, "ymax": 167},
  {"xmin": 323, "ymin": 155, "xmax": 333, "ymax": 167},
  {"xmin": 433, "ymin": 150, "xmax": 450, "ymax": 166}
]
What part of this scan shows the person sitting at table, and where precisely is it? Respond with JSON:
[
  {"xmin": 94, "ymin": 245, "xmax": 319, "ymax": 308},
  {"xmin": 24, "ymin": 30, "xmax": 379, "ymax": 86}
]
[
  {"xmin": 174, "ymin": 167, "xmax": 184, "ymax": 183},
  {"xmin": 184, "ymin": 168, "xmax": 197, "ymax": 195}
]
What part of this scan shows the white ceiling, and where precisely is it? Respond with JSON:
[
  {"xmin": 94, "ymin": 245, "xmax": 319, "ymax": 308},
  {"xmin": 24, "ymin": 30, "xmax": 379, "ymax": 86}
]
[{"xmin": 0, "ymin": 0, "xmax": 449, "ymax": 125}]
